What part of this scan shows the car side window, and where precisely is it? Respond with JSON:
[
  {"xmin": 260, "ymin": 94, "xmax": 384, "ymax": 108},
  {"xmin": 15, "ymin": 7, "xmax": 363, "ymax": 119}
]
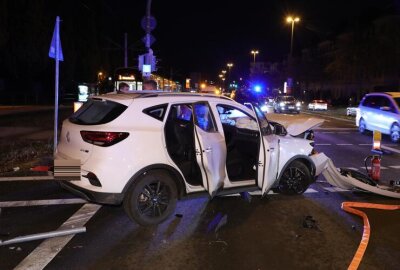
[
  {"xmin": 363, "ymin": 96, "xmax": 379, "ymax": 108},
  {"xmin": 380, "ymin": 97, "xmax": 395, "ymax": 112},
  {"xmin": 143, "ymin": 104, "xmax": 168, "ymax": 121},
  {"xmin": 193, "ymin": 103, "xmax": 217, "ymax": 132},
  {"xmin": 216, "ymin": 104, "xmax": 258, "ymax": 131}
]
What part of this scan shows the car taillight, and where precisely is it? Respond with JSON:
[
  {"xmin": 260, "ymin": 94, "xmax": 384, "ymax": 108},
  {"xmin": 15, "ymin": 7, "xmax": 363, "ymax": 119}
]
[{"xmin": 80, "ymin": 131, "xmax": 129, "ymax": 147}]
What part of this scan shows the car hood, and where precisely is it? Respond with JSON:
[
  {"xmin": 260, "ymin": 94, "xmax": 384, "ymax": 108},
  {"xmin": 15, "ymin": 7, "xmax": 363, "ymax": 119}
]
[
  {"xmin": 268, "ymin": 115, "xmax": 324, "ymax": 136},
  {"xmin": 286, "ymin": 118, "xmax": 324, "ymax": 136}
]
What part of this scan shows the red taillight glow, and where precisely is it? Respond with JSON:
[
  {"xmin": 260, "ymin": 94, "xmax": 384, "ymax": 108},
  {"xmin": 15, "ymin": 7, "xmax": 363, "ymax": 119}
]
[{"xmin": 80, "ymin": 131, "xmax": 129, "ymax": 146}]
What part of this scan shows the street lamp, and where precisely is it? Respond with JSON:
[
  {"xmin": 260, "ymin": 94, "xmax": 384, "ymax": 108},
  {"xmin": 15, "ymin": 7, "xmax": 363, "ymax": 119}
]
[
  {"xmin": 251, "ymin": 50, "xmax": 259, "ymax": 64},
  {"xmin": 286, "ymin": 16, "xmax": 300, "ymax": 57},
  {"xmin": 226, "ymin": 63, "xmax": 233, "ymax": 90}
]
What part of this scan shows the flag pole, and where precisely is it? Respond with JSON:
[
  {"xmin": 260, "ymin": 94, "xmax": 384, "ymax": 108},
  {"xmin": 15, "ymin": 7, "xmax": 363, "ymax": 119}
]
[{"xmin": 53, "ymin": 16, "xmax": 60, "ymax": 156}]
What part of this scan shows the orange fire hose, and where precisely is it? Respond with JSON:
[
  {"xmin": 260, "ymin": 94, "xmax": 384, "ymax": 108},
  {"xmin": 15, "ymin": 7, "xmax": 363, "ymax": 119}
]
[{"xmin": 341, "ymin": 202, "xmax": 400, "ymax": 270}]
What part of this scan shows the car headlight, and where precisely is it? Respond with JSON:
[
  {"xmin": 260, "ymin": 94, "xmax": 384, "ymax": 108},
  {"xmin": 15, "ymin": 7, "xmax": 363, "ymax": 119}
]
[
  {"xmin": 279, "ymin": 102, "xmax": 285, "ymax": 107},
  {"xmin": 296, "ymin": 102, "xmax": 301, "ymax": 107}
]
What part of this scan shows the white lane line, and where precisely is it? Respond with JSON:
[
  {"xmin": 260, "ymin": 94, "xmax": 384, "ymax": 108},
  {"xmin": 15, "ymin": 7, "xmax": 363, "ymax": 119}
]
[
  {"xmin": 315, "ymin": 127, "xmax": 358, "ymax": 131},
  {"xmin": 382, "ymin": 145, "xmax": 400, "ymax": 154},
  {"xmin": 343, "ymin": 167, "xmax": 359, "ymax": 171},
  {"xmin": 389, "ymin": 165, "xmax": 400, "ymax": 169},
  {"xmin": 14, "ymin": 204, "xmax": 101, "ymax": 270},
  {"xmin": 321, "ymin": 132, "xmax": 335, "ymax": 134},
  {"xmin": 0, "ymin": 176, "xmax": 54, "ymax": 182},
  {"xmin": 336, "ymin": 143, "xmax": 353, "ymax": 146},
  {"xmin": 315, "ymin": 143, "xmax": 332, "ymax": 146},
  {"xmin": 226, "ymin": 187, "xmax": 318, "ymax": 197},
  {"xmin": 0, "ymin": 198, "xmax": 88, "ymax": 208},
  {"xmin": 359, "ymin": 144, "xmax": 371, "ymax": 146},
  {"xmin": 363, "ymin": 166, "xmax": 388, "ymax": 170},
  {"xmin": 324, "ymin": 187, "xmax": 350, "ymax": 192}
]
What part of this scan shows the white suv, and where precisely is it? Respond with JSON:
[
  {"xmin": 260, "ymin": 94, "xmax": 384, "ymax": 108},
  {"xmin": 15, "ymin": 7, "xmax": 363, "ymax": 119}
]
[
  {"xmin": 356, "ymin": 92, "xmax": 400, "ymax": 142},
  {"xmin": 57, "ymin": 91, "xmax": 326, "ymax": 225}
]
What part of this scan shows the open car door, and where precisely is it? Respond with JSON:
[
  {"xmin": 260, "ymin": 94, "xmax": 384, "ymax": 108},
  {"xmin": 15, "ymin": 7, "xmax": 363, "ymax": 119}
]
[
  {"xmin": 246, "ymin": 103, "xmax": 280, "ymax": 195},
  {"xmin": 193, "ymin": 102, "xmax": 227, "ymax": 197}
]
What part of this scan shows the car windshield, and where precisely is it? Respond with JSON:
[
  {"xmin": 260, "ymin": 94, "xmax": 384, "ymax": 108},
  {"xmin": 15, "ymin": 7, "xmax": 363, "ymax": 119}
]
[{"xmin": 278, "ymin": 96, "xmax": 295, "ymax": 102}]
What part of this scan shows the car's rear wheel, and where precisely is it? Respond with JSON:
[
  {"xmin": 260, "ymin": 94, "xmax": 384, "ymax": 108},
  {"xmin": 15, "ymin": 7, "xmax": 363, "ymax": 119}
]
[
  {"xmin": 359, "ymin": 118, "xmax": 367, "ymax": 134},
  {"xmin": 390, "ymin": 123, "xmax": 400, "ymax": 143},
  {"xmin": 123, "ymin": 170, "xmax": 177, "ymax": 226},
  {"xmin": 277, "ymin": 160, "xmax": 311, "ymax": 195}
]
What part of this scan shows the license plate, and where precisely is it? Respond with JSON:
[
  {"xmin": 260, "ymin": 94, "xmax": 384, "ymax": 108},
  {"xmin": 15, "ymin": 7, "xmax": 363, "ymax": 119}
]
[
  {"xmin": 288, "ymin": 106, "xmax": 295, "ymax": 109},
  {"xmin": 54, "ymin": 159, "xmax": 81, "ymax": 181}
]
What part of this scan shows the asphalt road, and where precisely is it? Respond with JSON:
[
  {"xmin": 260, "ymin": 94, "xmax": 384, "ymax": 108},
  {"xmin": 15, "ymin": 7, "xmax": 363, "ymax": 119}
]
[{"xmin": 1, "ymin": 110, "xmax": 400, "ymax": 270}]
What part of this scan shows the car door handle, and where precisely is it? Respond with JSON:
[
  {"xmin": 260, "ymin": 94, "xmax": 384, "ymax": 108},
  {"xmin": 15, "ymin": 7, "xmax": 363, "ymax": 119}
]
[{"xmin": 203, "ymin": 147, "xmax": 212, "ymax": 153}]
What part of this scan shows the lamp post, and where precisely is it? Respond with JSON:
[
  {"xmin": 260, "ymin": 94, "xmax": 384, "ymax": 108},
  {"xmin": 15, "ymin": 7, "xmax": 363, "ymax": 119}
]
[
  {"xmin": 251, "ymin": 50, "xmax": 259, "ymax": 64},
  {"xmin": 226, "ymin": 63, "xmax": 233, "ymax": 91},
  {"xmin": 286, "ymin": 16, "xmax": 300, "ymax": 57}
]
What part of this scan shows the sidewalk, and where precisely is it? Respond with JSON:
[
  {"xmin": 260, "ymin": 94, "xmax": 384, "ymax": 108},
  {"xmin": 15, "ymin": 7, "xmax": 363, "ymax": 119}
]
[
  {"xmin": 0, "ymin": 105, "xmax": 55, "ymax": 116},
  {"xmin": 0, "ymin": 105, "xmax": 72, "ymax": 140},
  {"xmin": 301, "ymin": 107, "xmax": 356, "ymax": 123}
]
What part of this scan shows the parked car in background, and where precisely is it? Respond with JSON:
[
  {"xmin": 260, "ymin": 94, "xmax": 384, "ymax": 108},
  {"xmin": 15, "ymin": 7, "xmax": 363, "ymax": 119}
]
[
  {"xmin": 356, "ymin": 92, "xmax": 400, "ymax": 142},
  {"xmin": 56, "ymin": 91, "xmax": 326, "ymax": 226},
  {"xmin": 346, "ymin": 107, "xmax": 358, "ymax": 116},
  {"xmin": 273, "ymin": 95, "xmax": 301, "ymax": 113},
  {"xmin": 308, "ymin": 99, "xmax": 328, "ymax": 111}
]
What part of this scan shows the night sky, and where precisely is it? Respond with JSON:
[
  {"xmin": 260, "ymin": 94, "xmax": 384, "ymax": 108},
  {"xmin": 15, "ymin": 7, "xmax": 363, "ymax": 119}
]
[
  {"xmin": 109, "ymin": 0, "xmax": 397, "ymax": 79},
  {"xmin": 1, "ymin": 0, "xmax": 399, "ymax": 85}
]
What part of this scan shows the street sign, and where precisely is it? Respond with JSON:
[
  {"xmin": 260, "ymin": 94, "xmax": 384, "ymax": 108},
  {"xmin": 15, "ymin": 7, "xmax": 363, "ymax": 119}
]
[{"xmin": 141, "ymin": 16, "xmax": 157, "ymax": 31}]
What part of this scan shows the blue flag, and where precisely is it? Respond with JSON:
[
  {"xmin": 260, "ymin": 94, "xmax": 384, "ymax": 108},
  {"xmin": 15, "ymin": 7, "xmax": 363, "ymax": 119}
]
[{"xmin": 49, "ymin": 17, "xmax": 64, "ymax": 61}]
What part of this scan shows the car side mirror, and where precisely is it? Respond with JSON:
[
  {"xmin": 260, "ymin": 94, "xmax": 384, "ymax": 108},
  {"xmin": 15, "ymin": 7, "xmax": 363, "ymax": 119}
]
[
  {"xmin": 274, "ymin": 123, "xmax": 287, "ymax": 136},
  {"xmin": 380, "ymin": 106, "xmax": 391, "ymax": 111}
]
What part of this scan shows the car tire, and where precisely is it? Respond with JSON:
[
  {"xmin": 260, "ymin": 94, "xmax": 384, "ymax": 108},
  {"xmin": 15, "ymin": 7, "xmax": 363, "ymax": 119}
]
[
  {"xmin": 123, "ymin": 170, "xmax": 177, "ymax": 226},
  {"xmin": 390, "ymin": 123, "xmax": 400, "ymax": 143},
  {"xmin": 358, "ymin": 118, "xmax": 367, "ymax": 134},
  {"xmin": 277, "ymin": 160, "xmax": 311, "ymax": 195}
]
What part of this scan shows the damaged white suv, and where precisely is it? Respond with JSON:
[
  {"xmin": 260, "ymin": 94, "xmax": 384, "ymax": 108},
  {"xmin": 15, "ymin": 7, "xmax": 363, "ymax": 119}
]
[{"xmin": 57, "ymin": 91, "xmax": 326, "ymax": 225}]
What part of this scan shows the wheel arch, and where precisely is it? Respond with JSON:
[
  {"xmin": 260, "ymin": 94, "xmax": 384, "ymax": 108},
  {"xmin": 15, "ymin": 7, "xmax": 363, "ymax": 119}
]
[
  {"xmin": 276, "ymin": 155, "xmax": 316, "ymax": 183},
  {"xmin": 122, "ymin": 164, "xmax": 186, "ymax": 199}
]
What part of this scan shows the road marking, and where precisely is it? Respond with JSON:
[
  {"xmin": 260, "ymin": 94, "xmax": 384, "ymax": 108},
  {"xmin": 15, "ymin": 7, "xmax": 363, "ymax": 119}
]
[
  {"xmin": 14, "ymin": 204, "xmax": 101, "ymax": 270},
  {"xmin": 363, "ymin": 166, "xmax": 388, "ymax": 170},
  {"xmin": 389, "ymin": 165, "xmax": 400, "ymax": 169},
  {"xmin": 337, "ymin": 143, "xmax": 353, "ymax": 146},
  {"xmin": 225, "ymin": 187, "xmax": 318, "ymax": 197},
  {"xmin": 0, "ymin": 198, "xmax": 88, "ymax": 208},
  {"xmin": 382, "ymin": 145, "xmax": 400, "ymax": 154},
  {"xmin": 358, "ymin": 144, "xmax": 371, "ymax": 146},
  {"xmin": 315, "ymin": 143, "xmax": 331, "ymax": 146},
  {"xmin": 343, "ymin": 167, "xmax": 360, "ymax": 171},
  {"xmin": 324, "ymin": 187, "xmax": 350, "ymax": 192},
  {"xmin": 315, "ymin": 127, "xmax": 358, "ymax": 131},
  {"xmin": 321, "ymin": 132, "xmax": 335, "ymax": 134},
  {"xmin": 0, "ymin": 176, "xmax": 54, "ymax": 182}
]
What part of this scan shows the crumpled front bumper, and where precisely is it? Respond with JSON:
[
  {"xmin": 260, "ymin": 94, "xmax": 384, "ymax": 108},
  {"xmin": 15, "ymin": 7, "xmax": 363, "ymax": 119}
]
[{"xmin": 310, "ymin": 153, "xmax": 400, "ymax": 199}]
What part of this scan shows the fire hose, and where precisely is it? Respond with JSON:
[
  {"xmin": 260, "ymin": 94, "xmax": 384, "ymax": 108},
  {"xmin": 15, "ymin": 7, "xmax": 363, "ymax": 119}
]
[{"xmin": 341, "ymin": 202, "xmax": 400, "ymax": 270}]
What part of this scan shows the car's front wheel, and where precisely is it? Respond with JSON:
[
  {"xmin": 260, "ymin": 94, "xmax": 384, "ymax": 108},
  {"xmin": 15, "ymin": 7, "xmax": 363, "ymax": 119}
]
[
  {"xmin": 390, "ymin": 123, "xmax": 400, "ymax": 143},
  {"xmin": 277, "ymin": 160, "xmax": 311, "ymax": 195},
  {"xmin": 123, "ymin": 170, "xmax": 177, "ymax": 226},
  {"xmin": 359, "ymin": 118, "xmax": 367, "ymax": 134}
]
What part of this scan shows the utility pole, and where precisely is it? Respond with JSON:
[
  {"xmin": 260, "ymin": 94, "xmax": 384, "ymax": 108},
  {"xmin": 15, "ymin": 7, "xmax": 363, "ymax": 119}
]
[
  {"xmin": 139, "ymin": 0, "xmax": 157, "ymax": 79},
  {"xmin": 124, "ymin": 33, "xmax": 128, "ymax": 68}
]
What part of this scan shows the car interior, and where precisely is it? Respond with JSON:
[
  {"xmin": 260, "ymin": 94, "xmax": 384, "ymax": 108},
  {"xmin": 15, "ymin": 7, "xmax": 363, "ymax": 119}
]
[{"xmin": 164, "ymin": 103, "xmax": 260, "ymax": 187}]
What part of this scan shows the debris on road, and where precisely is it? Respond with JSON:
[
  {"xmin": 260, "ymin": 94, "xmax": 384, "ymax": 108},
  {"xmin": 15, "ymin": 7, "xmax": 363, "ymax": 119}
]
[
  {"xmin": 302, "ymin": 215, "xmax": 322, "ymax": 231},
  {"xmin": 0, "ymin": 227, "xmax": 86, "ymax": 246}
]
